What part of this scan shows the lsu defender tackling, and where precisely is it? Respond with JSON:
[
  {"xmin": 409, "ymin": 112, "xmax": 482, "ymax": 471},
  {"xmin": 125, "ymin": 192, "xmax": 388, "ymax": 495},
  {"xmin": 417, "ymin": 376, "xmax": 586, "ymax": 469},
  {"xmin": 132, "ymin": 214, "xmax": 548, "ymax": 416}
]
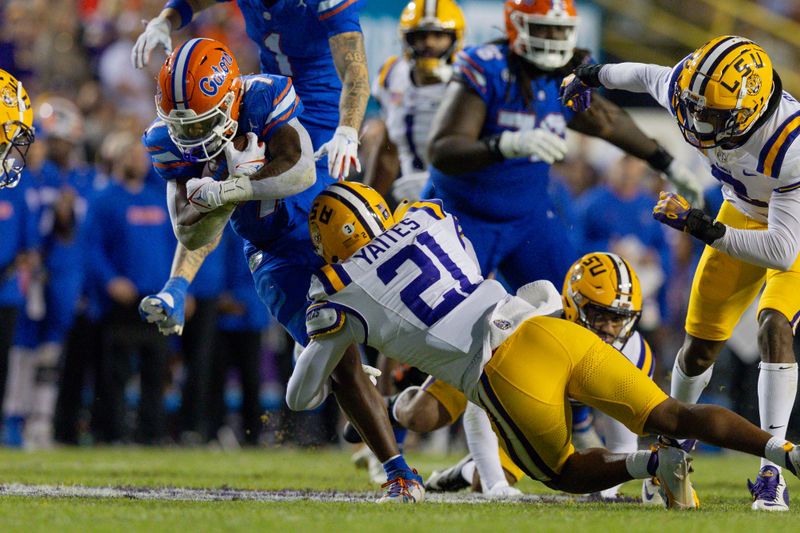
[
  {"xmin": 562, "ymin": 35, "xmax": 800, "ymax": 510},
  {"xmin": 287, "ymin": 181, "xmax": 800, "ymax": 509}
]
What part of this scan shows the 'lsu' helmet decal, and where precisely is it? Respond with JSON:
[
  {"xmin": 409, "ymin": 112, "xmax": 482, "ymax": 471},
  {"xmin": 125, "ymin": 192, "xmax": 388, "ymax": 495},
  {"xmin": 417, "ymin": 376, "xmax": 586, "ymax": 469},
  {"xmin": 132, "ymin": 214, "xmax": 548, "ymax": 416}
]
[
  {"xmin": 673, "ymin": 35, "xmax": 774, "ymax": 149},
  {"xmin": 562, "ymin": 252, "xmax": 642, "ymax": 350}
]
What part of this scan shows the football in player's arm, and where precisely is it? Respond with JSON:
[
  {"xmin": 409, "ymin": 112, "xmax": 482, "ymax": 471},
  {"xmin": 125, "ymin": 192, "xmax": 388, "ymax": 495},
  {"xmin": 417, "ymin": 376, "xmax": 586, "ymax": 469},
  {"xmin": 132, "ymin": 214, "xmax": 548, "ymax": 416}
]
[{"xmin": 561, "ymin": 35, "xmax": 800, "ymax": 510}]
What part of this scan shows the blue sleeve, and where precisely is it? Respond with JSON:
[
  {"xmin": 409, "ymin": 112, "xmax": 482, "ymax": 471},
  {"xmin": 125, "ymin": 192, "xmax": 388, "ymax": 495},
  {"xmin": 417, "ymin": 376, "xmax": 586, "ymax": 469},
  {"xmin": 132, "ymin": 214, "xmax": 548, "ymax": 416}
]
[
  {"xmin": 258, "ymin": 76, "xmax": 304, "ymax": 142},
  {"xmin": 84, "ymin": 193, "xmax": 119, "ymax": 288},
  {"xmin": 142, "ymin": 121, "xmax": 204, "ymax": 181},
  {"xmin": 316, "ymin": 0, "xmax": 363, "ymax": 37},
  {"xmin": 453, "ymin": 47, "xmax": 497, "ymax": 105}
]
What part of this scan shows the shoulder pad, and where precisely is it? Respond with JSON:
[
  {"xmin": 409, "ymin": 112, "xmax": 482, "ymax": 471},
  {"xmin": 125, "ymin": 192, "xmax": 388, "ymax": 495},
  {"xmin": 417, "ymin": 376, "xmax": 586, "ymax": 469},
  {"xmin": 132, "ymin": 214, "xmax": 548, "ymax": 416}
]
[
  {"xmin": 306, "ymin": 302, "xmax": 346, "ymax": 340},
  {"xmin": 404, "ymin": 199, "xmax": 447, "ymax": 221},
  {"xmin": 377, "ymin": 56, "xmax": 400, "ymax": 90}
]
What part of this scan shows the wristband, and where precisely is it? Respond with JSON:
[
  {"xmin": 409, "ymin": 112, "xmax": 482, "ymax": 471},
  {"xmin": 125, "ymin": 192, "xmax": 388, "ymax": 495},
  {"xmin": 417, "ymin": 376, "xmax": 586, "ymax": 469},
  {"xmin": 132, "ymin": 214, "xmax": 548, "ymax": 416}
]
[
  {"xmin": 483, "ymin": 134, "xmax": 505, "ymax": 163},
  {"xmin": 165, "ymin": 0, "xmax": 194, "ymax": 29},
  {"xmin": 646, "ymin": 143, "xmax": 674, "ymax": 173},
  {"xmin": 686, "ymin": 209, "xmax": 726, "ymax": 245},
  {"xmin": 574, "ymin": 64, "xmax": 605, "ymax": 88}
]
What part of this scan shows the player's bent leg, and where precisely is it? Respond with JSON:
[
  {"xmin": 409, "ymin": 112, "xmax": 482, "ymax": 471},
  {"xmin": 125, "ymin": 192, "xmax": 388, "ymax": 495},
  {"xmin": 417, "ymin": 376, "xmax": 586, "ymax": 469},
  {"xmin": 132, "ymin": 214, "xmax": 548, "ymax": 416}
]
[
  {"xmin": 331, "ymin": 345, "xmax": 423, "ymax": 503},
  {"xmin": 671, "ymin": 334, "xmax": 725, "ymax": 402}
]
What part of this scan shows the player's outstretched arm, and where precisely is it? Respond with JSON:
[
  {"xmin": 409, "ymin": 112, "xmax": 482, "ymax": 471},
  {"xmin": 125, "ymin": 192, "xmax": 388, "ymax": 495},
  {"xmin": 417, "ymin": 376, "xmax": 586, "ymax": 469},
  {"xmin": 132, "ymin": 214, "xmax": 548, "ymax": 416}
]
[
  {"xmin": 568, "ymin": 94, "xmax": 705, "ymax": 206},
  {"xmin": 131, "ymin": 0, "xmax": 217, "ymax": 68},
  {"xmin": 360, "ymin": 118, "xmax": 400, "ymax": 198},
  {"xmin": 317, "ymin": 31, "xmax": 370, "ymax": 180}
]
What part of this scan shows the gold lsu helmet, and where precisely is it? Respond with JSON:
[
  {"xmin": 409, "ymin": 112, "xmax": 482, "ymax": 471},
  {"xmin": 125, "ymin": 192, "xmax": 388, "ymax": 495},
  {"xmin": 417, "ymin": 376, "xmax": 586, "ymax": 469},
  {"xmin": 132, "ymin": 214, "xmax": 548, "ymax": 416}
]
[
  {"xmin": 562, "ymin": 252, "xmax": 642, "ymax": 349},
  {"xmin": 673, "ymin": 36, "xmax": 774, "ymax": 149},
  {"xmin": 309, "ymin": 182, "xmax": 394, "ymax": 264},
  {"xmin": 0, "ymin": 69, "xmax": 34, "ymax": 189},
  {"xmin": 399, "ymin": 0, "xmax": 466, "ymax": 79}
]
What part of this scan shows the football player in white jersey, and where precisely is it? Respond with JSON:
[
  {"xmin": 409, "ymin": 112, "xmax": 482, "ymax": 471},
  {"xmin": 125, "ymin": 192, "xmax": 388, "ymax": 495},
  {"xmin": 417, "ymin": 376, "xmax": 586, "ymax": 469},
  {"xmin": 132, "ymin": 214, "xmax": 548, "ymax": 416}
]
[
  {"xmin": 286, "ymin": 181, "xmax": 800, "ymax": 509},
  {"xmin": 561, "ymin": 35, "xmax": 800, "ymax": 511},
  {"xmin": 362, "ymin": 0, "xmax": 464, "ymax": 203}
]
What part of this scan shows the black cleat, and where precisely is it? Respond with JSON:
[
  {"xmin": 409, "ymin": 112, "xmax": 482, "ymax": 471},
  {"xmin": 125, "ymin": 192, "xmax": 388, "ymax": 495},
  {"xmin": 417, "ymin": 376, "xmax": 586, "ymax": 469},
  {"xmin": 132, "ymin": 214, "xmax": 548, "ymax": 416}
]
[{"xmin": 424, "ymin": 454, "xmax": 473, "ymax": 493}]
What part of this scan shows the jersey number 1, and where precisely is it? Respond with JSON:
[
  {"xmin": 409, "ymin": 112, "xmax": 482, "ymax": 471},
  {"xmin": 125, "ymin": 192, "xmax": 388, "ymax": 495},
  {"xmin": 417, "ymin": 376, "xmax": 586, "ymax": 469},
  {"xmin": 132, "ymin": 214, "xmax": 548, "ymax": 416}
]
[
  {"xmin": 264, "ymin": 34, "xmax": 292, "ymax": 76},
  {"xmin": 377, "ymin": 231, "xmax": 479, "ymax": 326}
]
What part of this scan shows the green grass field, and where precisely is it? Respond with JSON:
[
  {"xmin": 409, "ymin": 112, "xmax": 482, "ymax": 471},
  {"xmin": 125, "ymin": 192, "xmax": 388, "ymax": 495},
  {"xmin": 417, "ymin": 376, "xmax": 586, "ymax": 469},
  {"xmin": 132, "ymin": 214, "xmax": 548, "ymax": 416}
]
[{"xmin": 0, "ymin": 447, "xmax": 796, "ymax": 532}]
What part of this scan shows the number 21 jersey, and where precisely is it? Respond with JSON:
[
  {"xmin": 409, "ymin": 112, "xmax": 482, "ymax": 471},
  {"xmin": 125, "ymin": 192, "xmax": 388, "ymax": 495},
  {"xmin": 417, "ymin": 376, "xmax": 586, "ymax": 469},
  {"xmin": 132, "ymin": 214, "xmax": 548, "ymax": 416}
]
[{"xmin": 306, "ymin": 200, "xmax": 508, "ymax": 393}]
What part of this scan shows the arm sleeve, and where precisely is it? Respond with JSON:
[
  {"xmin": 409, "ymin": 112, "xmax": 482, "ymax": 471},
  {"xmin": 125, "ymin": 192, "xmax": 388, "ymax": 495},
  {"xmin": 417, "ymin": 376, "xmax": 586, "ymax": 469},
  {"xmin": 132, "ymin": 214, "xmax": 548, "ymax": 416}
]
[
  {"xmin": 248, "ymin": 118, "xmax": 316, "ymax": 201},
  {"xmin": 317, "ymin": 0, "xmax": 362, "ymax": 37},
  {"xmin": 285, "ymin": 315, "xmax": 363, "ymax": 411},
  {"xmin": 711, "ymin": 187, "xmax": 800, "ymax": 271},
  {"xmin": 598, "ymin": 62, "xmax": 678, "ymax": 112}
]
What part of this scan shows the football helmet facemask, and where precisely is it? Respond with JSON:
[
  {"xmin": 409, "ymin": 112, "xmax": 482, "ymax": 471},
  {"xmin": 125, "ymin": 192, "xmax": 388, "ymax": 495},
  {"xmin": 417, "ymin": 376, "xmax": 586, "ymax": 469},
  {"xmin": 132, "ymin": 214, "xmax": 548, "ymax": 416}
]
[
  {"xmin": 309, "ymin": 182, "xmax": 394, "ymax": 264},
  {"xmin": 156, "ymin": 38, "xmax": 243, "ymax": 162},
  {"xmin": 399, "ymin": 0, "xmax": 465, "ymax": 81},
  {"xmin": 562, "ymin": 252, "xmax": 642, "ymax": 350},
  {"xmin": 505, "ymin": 0, "xmax": 578, "ymax": 71},
  {"xmin": 0, "ymin": 70, "xmax": 34, "ymax": 189},
  {"xmin": 673, "ymin": 35, "xmax": 774, "ymax": 149}
]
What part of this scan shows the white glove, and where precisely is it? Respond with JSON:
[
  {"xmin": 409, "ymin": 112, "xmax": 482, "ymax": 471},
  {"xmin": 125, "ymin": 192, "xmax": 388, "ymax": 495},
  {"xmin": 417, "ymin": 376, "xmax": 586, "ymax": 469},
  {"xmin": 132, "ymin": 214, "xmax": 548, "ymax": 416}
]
[
  {"xmin": 483, "ymin": 481, "xmax": 523, "ymax": 499},
  {"xmin": 663, "ymin": 159, "xmax": 704, "ymax": 208},
  {"xmin": 224, "ymin": 132, "xmax": 266, "ymax": 178},
  {"xmin": 390, "ymin": 171, "xmax": 429, "ymax": 204},
  {"xmin": 131, "ymin": 16, "xmax": 173, "ymax": 69},
  {"xmin": 361, "ymin": 364, "xmax": 382, "ymax": 386},
  {"xmin": 186, "ymin": 176, "xmax": 253, "ymax": 213},
  {"xmin": 314, "ymin": 126, "xmax": 361, "ymax": 180},
  {"xmin": 497, "ymin": 129, "xmax": 567, "ymax": 164}
]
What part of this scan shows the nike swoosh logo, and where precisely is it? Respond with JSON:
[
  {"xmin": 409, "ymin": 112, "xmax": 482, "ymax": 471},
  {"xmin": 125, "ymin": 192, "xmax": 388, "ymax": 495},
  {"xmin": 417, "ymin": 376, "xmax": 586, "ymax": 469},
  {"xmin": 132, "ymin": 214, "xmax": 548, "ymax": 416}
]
[
  {"xmin": 769, "ymin": 424, "xmax": 786, "ymax": 429},
  {"xmin": 778, "ymin": 366, "xmax": 794, "ymax": 370},
  {"xmin": 643, "ymin": 485, "xmax": 658, "ymax": 501},
  {"xmin": 742, "ymin": 170, "xmax": 758, "ymax": 176}
]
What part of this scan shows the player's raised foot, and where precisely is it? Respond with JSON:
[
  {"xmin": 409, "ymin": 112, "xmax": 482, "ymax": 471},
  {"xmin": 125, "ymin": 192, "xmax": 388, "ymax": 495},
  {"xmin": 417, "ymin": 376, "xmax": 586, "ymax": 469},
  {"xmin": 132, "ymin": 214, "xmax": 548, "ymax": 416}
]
[
  {"xmin": 377, "ymin": 470, "xmax": 425, "ymax": 504},
  {"xmin": 654, "ymin": 443, "xmax": 699, "ymax": 509},
  {"xmin": 424, "ymin": 454, "xmax": 473, "ymax": 493},
  {"xmin": 641, "ymin": 477, "xmax": 665, "ymax": 506},
  {"xmin": 748, "ymin": 466, "xmax": 789, "ymax": 511}
]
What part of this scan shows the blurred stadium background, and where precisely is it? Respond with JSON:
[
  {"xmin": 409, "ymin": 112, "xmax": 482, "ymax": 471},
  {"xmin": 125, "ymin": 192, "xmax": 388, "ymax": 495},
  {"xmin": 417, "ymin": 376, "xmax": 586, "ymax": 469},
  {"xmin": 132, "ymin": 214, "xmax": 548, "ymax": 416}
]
[{"xmin": 0, "ymin": 0, "xmax": 798, "ymax": 455}]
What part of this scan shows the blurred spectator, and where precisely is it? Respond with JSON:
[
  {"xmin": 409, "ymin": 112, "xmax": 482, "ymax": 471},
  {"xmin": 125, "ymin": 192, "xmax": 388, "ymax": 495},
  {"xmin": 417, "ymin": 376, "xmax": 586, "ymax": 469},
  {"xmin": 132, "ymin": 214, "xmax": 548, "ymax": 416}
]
[
  {"xmin": 84, "ymin": 131, "xmax": 175, "ymax": 444},
  {"xmin": 574, "ymin": 156, "xmax": 670, "ymax": 333},
  {"xmin": 208, "ymin": 228, "xmax": 269, "ymax": 446}
]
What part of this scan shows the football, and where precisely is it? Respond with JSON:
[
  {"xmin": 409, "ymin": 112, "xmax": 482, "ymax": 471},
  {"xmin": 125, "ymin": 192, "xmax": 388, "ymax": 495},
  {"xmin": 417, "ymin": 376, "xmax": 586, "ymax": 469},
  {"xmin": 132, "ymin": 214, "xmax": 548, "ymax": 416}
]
[{"xmin": 202, "ymin": 135, "xmax": 248, "ymax": 180}]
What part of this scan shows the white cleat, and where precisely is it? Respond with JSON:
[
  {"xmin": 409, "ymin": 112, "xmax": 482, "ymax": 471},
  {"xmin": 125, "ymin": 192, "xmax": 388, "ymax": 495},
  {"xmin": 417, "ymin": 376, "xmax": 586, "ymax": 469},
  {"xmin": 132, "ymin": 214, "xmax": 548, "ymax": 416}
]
[
  {"xmin": 748, "ymin": 466, "xmax": 789, "ymax": 511},
  {"xmin": 483, "ymin": 481, "xmax": 523, "ymax": 500},
  {"xmin": 641, "ymin": 477, "xmax": 665, "ymax": 506},
  {"xmin": 350, "ymin": 446, "xmax": 387, "ymax": 485},
  {"xmin": 655, "ymin": 445, "xmax": 699, "ymax": 509}
]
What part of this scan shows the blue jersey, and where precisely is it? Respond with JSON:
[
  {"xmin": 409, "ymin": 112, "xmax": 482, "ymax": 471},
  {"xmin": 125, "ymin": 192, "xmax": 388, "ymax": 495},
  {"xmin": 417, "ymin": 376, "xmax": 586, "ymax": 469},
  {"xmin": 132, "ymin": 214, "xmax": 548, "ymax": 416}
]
[
  {"xmin": 428, "ymin": 43, "xmax": 577, "ymax": 221},
  {"xmin": 219, "ymin": 0, "xmax": 363, "ymax": 142},
  {"xmin": 143, "ymin": 73, "xmax": 335, "ymax": 264}
]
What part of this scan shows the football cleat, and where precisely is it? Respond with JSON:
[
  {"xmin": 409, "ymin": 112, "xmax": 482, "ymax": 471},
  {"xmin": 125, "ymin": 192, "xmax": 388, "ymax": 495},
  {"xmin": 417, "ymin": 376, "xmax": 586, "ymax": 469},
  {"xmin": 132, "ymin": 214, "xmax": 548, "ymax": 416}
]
[
  {"xmin": 641, "ymin": 477, "xmax": 665, "ymax": 506},
  {"xmin": 377, "ymin": 470, "xmax": 425, "ymax": 504},
  {"xmin": 655, "ymin": 444, "xmax": 700, "ymax": 509},
  {"xmin": 138, "ymin": 277, "xmax": 189, "ymax": 336},
  {"xmin": 425, "ymin": 454, "xmax": 473, "ymax": 493},
  {"xmin": 748, "ymin": 466, "xmax": 789, "ymax": 511}
]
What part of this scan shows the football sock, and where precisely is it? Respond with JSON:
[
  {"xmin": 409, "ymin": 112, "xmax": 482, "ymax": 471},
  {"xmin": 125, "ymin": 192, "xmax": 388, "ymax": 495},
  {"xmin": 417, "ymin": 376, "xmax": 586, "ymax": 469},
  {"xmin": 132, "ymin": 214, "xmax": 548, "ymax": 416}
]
[
  {"xmin": 386, "ymin": 394, "xmax": 408, "ymax": 450},
  {"xmin": 764, "ymin": 437, "xmax": 796, "ymax": 475},
  {"xmin": 625, "ymin": 450, "xmax": 658, "ymax": 479},
  {"xmin": 463, "ymin": 402, "xmax": 506, "ymax": 492},
  {"xmin": 383, "ymin": 454, "xmax": 418, "ymax": 480},
  {"xmin": 758, "ymin": 363, "xmax": 798, "ymax": 470},
  {"xmin": 670, "ymin": 357, "xmax": 713, "ymax": 404},
  {"xmin": 461, "ymin": 459, "xmax": 476, "ymax": 484},
  {"xmin": 393, "ymin": 427, "xmax": 408, "ymax": 451}
]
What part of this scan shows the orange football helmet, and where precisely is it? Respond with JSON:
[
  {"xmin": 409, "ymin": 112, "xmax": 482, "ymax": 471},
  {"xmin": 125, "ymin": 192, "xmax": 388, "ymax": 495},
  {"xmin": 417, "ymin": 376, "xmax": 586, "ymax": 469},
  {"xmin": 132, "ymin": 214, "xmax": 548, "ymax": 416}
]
[
  {"xmin": 156, "ymin": 38, "xmax": 243, "ymax": 162},
  {"xmin": 505, "ymin": 0, "xmax": 578, "ymax": 70}
]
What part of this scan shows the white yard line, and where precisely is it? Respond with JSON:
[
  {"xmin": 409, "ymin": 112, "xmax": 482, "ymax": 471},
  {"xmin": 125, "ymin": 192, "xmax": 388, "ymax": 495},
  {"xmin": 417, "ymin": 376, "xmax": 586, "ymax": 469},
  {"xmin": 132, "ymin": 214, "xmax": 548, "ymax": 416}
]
[{"xmin": 0, "ymin": 484, "xmax": 593, "ymax": 504}]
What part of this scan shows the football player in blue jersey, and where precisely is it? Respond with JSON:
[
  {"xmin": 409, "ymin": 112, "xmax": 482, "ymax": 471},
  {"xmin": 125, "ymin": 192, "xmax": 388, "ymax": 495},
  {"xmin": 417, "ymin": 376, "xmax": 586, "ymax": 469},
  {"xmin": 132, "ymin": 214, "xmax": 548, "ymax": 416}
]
[
  {"xmin": 137, "ymin": 39, "xmax": 423, "ymax": 502},
  {"xmin": 131, "ymin": 0, "xmax": 368, "ymax": 182},
  {"xmin": 426, "ymin": 0, "xmax": 703, "ymax": 291}
]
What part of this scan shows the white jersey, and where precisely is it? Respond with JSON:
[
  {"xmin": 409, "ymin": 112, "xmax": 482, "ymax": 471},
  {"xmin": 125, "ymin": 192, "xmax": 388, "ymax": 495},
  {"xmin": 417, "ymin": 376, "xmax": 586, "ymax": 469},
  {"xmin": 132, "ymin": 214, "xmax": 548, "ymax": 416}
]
[
  {"xmin": 305, "ymin": 200, "xmax": 549, "ymax": 400},
  {"xmin": 619, "ymin": 331, "xmax": 654, "ymax": 379},
  {"xmin": 600, "ymin": 62, "xmax": 800, "ymax": 223},
  {"xmin": 372, "ymin": 56, "xmax": 447, "ymax": 179}
]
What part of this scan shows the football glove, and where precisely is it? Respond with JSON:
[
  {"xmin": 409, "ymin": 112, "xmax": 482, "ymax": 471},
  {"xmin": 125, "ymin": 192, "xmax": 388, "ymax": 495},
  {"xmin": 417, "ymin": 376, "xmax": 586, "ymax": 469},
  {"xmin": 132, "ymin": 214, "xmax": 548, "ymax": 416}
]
[
  {"xmin": 559, "ymin": 64, "xmax": 604, "ymax": 112},
  {"xmin": 224, "ymin": 132, "xmax": 266, "ymax": 178},
  {"xmin": 138, "ymin": 277, "xmax": 189, "ymax": 336},
  {"xmin": 664, "ymin": 160, "xmax": 705, "ymax": 209},
  {"xmin": 314, "ymin": 126, "xmax": 361, "ymax": 180},
  {"xmin": 186, "ymin": 176, "xmax": 253, "ymax": 213},
  {"xmin": 131, "ymin": 16, "xmax": 172, "ymax": 69},
  {"xmin": 653, "ymin": 191, "xmax": 725, "ymax": 245},
  {"xmin": 496, "ymin": 129, "xmax": 567, "ymax": 164}
]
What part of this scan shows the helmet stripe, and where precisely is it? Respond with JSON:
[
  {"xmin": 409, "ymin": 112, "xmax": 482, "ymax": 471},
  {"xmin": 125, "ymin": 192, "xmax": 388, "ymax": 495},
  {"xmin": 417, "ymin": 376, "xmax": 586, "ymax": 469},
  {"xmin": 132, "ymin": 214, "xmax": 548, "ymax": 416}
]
[
  {"xmin": 319, "ymin": 186, "xmax": 384, "ymax": 238},
  {"xmin": 698, "ymin": 42, "xmax": 750, "ymax": 97},
  {"xmin": 425, "ymin": 0, "xmax": 438, "ymax": 19},
  {"xmin": 331, "ymin": 182, "xmax": 388, "ymax": 231},
  {"xmin": 172, "ymin": 38, "xmax": 205, "ymax": 110},
  {"xmin": 608, "ymin": 253, "xmax": 631, "ymax": 303},
  {"xmin": 689, "ymin": 36, "xmax": 744, "ymax": 95}
]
